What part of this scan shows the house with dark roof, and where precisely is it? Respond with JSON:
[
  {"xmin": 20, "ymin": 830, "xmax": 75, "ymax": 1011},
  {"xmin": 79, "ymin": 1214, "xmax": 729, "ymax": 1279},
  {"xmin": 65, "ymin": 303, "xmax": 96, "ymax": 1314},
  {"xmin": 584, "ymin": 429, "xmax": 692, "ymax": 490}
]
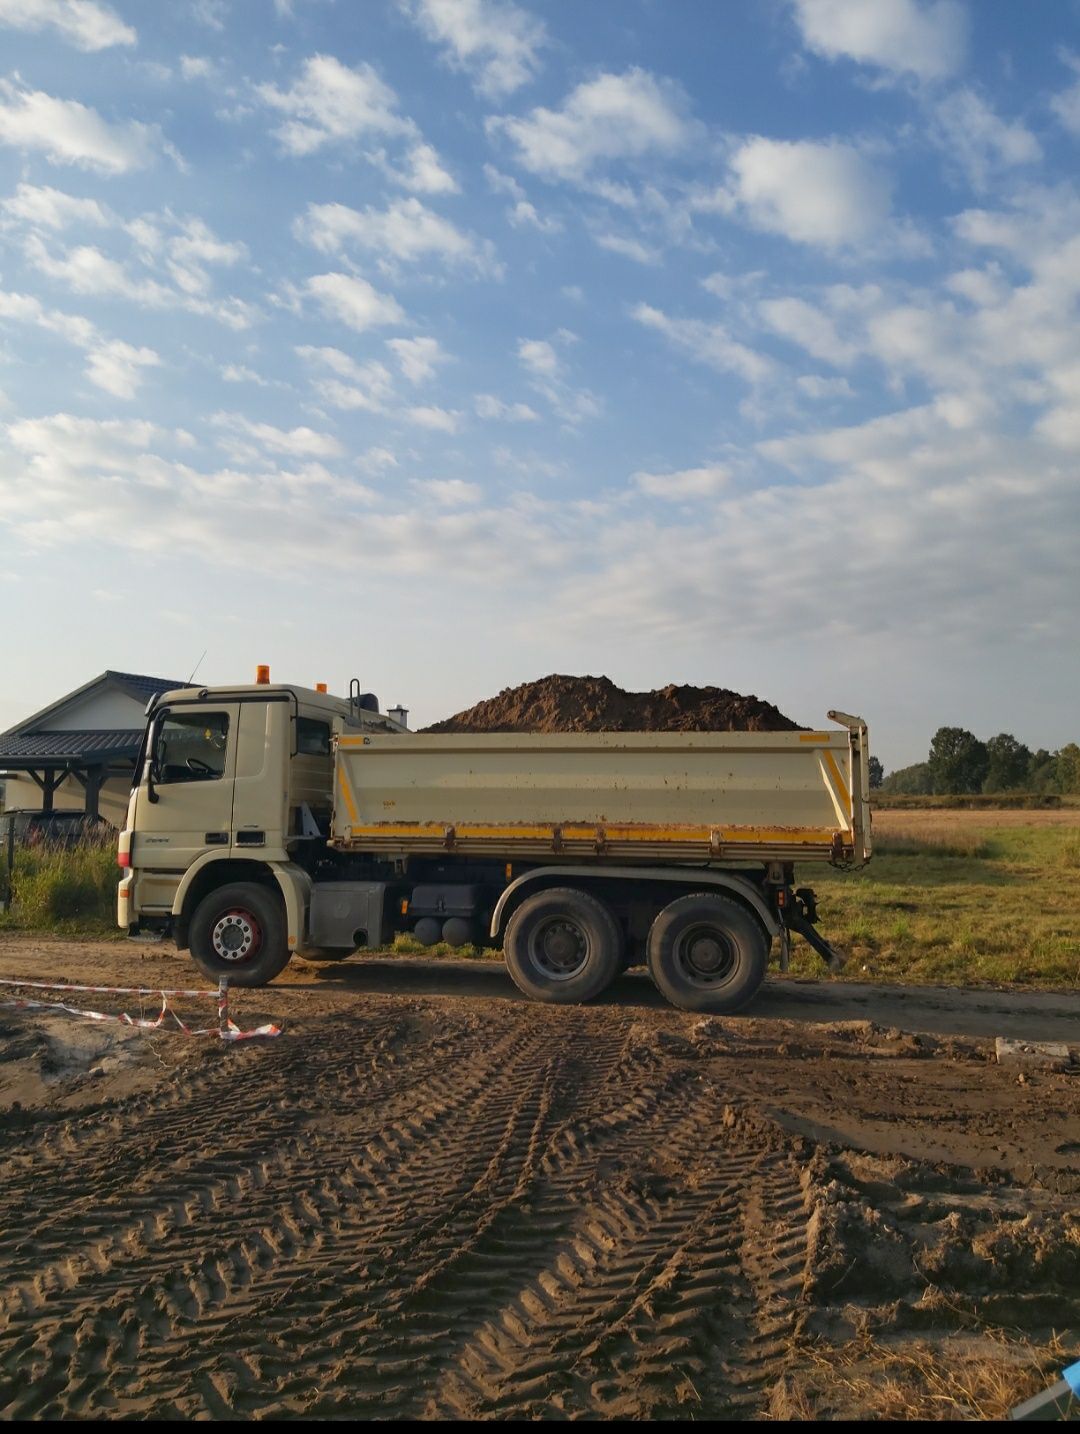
[{"xmin": 0, "ymin": 671, "xmax": 181, "ymax": 826}]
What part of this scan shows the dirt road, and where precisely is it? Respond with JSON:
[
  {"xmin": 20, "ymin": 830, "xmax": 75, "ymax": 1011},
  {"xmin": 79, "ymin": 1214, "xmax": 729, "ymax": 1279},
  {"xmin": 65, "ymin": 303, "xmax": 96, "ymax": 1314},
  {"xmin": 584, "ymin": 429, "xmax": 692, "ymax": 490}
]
[{"xmin": 0, "ymin": 935, "xmax": 1077, "ymax": 1420}]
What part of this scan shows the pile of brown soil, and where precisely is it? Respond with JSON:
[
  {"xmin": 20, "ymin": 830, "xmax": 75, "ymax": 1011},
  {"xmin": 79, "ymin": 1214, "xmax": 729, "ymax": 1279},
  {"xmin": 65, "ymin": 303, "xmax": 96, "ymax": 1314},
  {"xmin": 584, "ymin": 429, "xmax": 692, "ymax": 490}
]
[{"xmin": 423, "ymin": 673, "xmax": 801, "ymax": 734}]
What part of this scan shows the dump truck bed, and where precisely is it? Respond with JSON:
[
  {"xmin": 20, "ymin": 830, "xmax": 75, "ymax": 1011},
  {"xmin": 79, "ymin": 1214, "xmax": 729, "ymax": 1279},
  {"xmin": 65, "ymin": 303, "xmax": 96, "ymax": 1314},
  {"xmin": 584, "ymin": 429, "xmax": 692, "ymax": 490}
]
[{"xmin": 330, "ymin": 713, "xmax": 871, "ymax": 866}]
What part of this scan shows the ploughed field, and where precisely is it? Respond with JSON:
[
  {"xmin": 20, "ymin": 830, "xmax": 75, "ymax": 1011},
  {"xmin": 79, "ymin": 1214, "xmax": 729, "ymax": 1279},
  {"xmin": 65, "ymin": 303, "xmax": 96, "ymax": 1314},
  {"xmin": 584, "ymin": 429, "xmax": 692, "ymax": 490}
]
[{"xmin": 0, "ymin": 935, "xmax": 1077, "ymax": 1421}]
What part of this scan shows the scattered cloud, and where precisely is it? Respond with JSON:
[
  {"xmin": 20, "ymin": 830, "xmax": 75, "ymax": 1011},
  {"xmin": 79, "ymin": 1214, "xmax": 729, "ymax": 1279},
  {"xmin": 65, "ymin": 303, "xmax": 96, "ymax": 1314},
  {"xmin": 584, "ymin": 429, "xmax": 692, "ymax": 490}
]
[
  {"xmin": 507, "ymin": 200, "xmax": 562, "ymax": 233},
  {"xmin": 0, "ymin": 0, "xmax": 135, "ymax": 51},
  {"xmin": 295, "ymin": 197, "xmax": 498, "ymax": 275},
  {"xmin": 403, "ymin": 404, "xmax": 461, "ymax": 433},
  {"xmin": 517, "ymin": 337, "xmax": 559, "ymax": 379},
  {"xmin": 489, "ymin": 68, "xmax": 690, "ymax": 182},
  {"xmin": 632, "ymin": 464, "xmax": 729, "ymax": 498},
  {"xmin": 418, "ymin": 476, "xmax": 482, "ymax": 504},
  {"xmin": 1050, "ymin": 53, "xmax": 1080, "ymax": 136},
  {"xmin": 179, "ymin": 54, "xmax": 217, "ymax": 81},
  {"xmin": 305, "ymin": 272, "xmax": 406, "ymax": 332},
  {"xmin": 593, "ymin": 232, "xmax": 660, "ymax": 264},
  {"xmin": 474, "ymin": 393, "xmax": 538, "ymax": 421},
  {"xmin": 790, "ymin": 0, "xmax": 967, "ymax": 82},
  {"xmin": 633, "ymin": 303, "xmax": 773, "ymax": 384},
  {"xmin": 0, "ymin": 287, "xmax": 161, "ymax": 397},
  {"xmin": 257, "ymin": 53, "xmax": 412, "ymax": 156},
  {"xmin": 931, "ymin": 89, "xmax": 1041, "ymax": 191},
  {"xmin": 214, "ymin": 411, "xmax": 344, "ymax": 459},
  {"xmin": 796, "ymin": 373, "xmax": 855, "ymax": 399},
  {"xmin": 0, "ymin": 79, "xmax": 165, "ymax": 173},
  {"xmin": 386, "ymin": 335, "xmax": 446, "ymax": 384},
  {"xmin": 726, "ymin": 136, "xmax": 892, "ymax": 249},
  {"xmin": 371, "ymin": 141, "xmax": 458, "ymax": 194},
  {"xmin": 0, "ymin": 181, "xmax": 109, "ymax": 229},
  {"xmin": 399, "ymin": 0, "xmax": 546, "ymax": 98}
]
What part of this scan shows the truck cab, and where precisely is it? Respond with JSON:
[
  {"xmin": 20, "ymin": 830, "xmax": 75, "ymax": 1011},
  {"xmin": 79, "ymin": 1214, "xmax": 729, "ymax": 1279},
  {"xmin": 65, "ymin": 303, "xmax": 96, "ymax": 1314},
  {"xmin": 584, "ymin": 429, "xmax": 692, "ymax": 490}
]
[{"xmin": 118, "ymin": 677, "xmax": 404, "ymax": 981}]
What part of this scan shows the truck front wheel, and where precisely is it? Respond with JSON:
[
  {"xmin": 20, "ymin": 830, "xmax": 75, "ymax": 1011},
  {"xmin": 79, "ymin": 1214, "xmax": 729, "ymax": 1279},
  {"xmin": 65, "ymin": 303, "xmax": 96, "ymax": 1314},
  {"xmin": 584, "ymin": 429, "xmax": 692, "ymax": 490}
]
[
  {"xmin": 647, "ymin": 894, "xmax": 768, "ymax": 1014},
  {"xmin": 188, "ymin": 882, "xmax": 292, "ymax": 987},
  {"xmin": 503, "ymin": 887, "xmax": 624, "ymax": 1004}
]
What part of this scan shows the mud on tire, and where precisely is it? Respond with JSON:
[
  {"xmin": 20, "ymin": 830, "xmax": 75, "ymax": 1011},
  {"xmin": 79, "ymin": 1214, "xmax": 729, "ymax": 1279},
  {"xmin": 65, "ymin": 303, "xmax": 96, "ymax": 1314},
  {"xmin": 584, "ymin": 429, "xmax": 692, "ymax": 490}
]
[
  {"xmin": 503, "ymin": 886, "xmax": 624, "ymax": 1004},
  {"xmin": 188, "ymin": 881, "xmax": 292, "ymax": 987},
  {"xmin": 647, "ymin": 893, "xmax": 769, "ymax": 1013}
]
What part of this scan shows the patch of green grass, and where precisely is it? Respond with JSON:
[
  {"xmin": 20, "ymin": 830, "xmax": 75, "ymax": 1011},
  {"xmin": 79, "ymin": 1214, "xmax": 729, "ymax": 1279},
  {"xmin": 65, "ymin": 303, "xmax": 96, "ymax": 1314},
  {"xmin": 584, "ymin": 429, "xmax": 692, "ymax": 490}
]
[
  {"xmin": 800, "ymin": 818, "xmax": 1080, "ymax": 989},
  {"xmin": 0, "ymin": 839, "xmax": 118, "ymax": 935}
]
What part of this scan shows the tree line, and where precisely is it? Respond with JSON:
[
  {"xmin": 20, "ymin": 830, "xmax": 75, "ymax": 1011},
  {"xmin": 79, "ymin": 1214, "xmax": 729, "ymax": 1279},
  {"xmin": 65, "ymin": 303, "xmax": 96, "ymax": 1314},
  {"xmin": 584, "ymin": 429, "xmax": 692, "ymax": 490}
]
[{"xmin": 873, "ymin": 730, "xmax": 1080, "ymax": 797}]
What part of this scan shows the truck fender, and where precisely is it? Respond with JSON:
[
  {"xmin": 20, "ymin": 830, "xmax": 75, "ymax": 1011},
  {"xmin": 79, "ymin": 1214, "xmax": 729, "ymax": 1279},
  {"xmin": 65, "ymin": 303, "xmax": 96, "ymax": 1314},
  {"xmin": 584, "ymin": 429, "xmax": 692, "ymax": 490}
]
[
  {"xmin": 172, "ymin": 855, "xmax": 312, "ymax": 952},
  {"xmin": 489, "ymin": 866, "xmax": 780, "ymax": 941}
]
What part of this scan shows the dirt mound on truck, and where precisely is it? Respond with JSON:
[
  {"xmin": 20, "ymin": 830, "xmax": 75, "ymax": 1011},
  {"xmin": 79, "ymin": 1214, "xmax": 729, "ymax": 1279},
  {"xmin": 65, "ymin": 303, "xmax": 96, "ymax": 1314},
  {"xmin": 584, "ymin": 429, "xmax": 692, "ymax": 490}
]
[{"xmin": 423, "ymin": 673, "xmax": 801, "ymax": 734}]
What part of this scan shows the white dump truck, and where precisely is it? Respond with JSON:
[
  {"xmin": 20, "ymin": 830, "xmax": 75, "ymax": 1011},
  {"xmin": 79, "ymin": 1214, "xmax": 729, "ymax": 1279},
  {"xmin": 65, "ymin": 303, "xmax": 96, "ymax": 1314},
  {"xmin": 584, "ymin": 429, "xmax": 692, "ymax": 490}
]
[{"xmin": 118, "ymin": 671, "xmax": 871, "ymax": 1013}]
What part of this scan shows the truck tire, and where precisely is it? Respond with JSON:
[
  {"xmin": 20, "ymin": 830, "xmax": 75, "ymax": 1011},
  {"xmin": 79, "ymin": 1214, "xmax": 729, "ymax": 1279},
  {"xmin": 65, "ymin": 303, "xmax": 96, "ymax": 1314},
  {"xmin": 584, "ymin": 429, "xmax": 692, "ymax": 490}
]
[
  {"xmin": 188, "ymin": 882, "xmax": 292, "ymax": 987},
  {"xmin": 504, "ymin": 887, "xmax": 624, "ymax": 1004},
  {"xmin": 646, "ymin": 894, "xmax": 768, "ymax": 1014}
]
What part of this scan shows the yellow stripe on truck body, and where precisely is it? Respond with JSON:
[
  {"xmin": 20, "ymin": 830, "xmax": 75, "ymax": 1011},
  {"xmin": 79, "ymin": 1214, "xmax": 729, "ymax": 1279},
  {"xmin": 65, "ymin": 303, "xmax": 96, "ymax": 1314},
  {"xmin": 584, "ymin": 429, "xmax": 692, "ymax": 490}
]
[{"xmin": 331, "ymin": 718, "xmax": 871, "ymax": 866}]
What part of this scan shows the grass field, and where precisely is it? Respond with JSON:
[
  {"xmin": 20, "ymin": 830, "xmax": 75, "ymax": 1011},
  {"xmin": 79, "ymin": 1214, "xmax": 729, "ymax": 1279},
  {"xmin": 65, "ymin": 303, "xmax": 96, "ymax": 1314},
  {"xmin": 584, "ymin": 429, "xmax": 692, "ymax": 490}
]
[
  {"xmin": 798, "ymin": 807, "xmax": 1080, "ymax": 988},
  {"xmin": 3, "ymin": 808, "xmax": 1078, "ymax": 990}
]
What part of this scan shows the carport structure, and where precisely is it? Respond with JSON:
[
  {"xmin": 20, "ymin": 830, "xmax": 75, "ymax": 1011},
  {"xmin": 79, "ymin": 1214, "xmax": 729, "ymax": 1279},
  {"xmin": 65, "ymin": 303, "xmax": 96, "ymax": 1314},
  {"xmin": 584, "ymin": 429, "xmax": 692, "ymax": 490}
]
[{"xmin": 0, "ymin": 671, "xmax": 180, "ymax": 820}]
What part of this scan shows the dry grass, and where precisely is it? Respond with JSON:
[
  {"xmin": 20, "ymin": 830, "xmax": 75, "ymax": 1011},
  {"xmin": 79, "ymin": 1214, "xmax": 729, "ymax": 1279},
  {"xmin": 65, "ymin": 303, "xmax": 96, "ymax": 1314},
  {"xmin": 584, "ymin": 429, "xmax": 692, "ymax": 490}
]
[
  {"xmin": 782, "ymin": 1329, "xmax": 1073, "ymax": 1421},
  {"xmin": 801, "ymin": 810, "xmax": 1080, "ymax": 989}
]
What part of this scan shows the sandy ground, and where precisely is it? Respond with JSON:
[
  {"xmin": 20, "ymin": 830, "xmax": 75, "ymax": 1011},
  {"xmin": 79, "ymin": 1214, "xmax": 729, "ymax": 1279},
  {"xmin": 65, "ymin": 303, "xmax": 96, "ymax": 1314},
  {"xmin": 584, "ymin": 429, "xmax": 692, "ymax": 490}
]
[{"xmin": 0, "ymin": 933, "xmax": 1077, "ymax": 1420}]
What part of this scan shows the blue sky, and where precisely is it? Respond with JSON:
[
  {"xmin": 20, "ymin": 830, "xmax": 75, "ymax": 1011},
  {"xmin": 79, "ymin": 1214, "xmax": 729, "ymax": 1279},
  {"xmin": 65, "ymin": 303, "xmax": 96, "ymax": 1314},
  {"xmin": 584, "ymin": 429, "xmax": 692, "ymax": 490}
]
[{"xmin": 0, "ymin": 0, "xmax": 1078, "ymax": 767}]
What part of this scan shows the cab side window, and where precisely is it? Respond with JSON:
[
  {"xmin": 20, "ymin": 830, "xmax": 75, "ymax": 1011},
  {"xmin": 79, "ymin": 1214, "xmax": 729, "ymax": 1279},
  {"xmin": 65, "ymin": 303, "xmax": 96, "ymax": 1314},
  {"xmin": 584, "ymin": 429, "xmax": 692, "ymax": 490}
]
[
  {"xmin": 296, "ymin": 717, "xmax": 331, "ymax": 756},
  {"xmin": 155, "ymin": 712, "xmax": 230, "ymax": 783}
]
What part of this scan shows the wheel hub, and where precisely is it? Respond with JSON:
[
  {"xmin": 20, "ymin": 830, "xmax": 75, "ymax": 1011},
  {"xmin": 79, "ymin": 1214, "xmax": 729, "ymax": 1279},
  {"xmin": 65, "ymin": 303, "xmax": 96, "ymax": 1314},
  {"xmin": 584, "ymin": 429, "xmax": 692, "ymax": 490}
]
[
  {"xmin": 530, "ymin": 918, "xmax": 588, "ymax": 980},
  {"xmin": 212, "ymin": 909, "xmax": 260, "ymax": 963},
  {"xmin": 677, "ymin": 925, "xmax": 736, "ymax": 984}
]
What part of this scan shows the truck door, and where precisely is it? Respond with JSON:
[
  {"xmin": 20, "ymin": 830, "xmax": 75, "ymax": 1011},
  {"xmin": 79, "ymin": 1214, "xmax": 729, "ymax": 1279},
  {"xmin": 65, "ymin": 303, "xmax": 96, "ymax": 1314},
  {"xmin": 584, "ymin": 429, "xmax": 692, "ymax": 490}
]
[{"xmin": 129, "ymin": 703, "xmax": 240, "ymax": 915}]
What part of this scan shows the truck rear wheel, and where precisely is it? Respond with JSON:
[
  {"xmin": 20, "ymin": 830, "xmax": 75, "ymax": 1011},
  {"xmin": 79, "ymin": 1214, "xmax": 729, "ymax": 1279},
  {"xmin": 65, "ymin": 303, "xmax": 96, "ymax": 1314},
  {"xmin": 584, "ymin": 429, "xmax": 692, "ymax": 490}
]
[
  {"xmin": 189, "ymin": 882, "xmax": 292, "ymax": 987},
  {"xmin": 646, "ymin": 894, "xmax": 768, "ymax": 1014},
  {"xmin": 503, "ymin": 887, "xmax": 623, "ymax": 1004}
]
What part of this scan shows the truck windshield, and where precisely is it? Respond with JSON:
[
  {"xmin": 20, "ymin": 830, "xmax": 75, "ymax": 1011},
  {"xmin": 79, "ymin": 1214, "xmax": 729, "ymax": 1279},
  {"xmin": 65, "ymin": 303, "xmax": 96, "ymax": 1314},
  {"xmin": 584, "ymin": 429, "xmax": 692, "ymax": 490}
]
[{"xmin": 154, "ymin": 712, "xmax": 229, "ymax": 783}]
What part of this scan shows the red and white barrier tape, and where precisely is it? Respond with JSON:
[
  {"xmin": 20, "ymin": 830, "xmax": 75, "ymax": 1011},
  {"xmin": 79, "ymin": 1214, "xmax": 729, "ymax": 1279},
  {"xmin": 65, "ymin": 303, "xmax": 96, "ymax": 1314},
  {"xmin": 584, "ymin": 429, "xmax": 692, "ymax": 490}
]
[{"xmin": 0, "ymin": 976, "xmax": 281, "ymax": 1040}]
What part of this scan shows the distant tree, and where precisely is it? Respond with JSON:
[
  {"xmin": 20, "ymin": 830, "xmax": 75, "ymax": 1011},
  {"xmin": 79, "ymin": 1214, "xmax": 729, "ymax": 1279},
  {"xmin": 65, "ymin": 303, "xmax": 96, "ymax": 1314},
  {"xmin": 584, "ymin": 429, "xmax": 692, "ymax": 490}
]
[
  {"xmin": 983, "ymin": 732, "xmax": 1032, "ymax": 793},
  {"xmin": 1027, "ymin": 748, "xmax": 1060, "ymax": 794},
  {"xmin": 928, "ymin": 727, "xmax": 989, "ymax": 795},
  {"xmin": 882, "ymin": 761, "xmax": 932, "ymax": 795},
  {"xmin": 1058, "ymin": 743, "xmax": 1080, "ymax": 795},
  {"xmin": 868, "ymin": 756, "xmax": 884, "ymax": 788}
]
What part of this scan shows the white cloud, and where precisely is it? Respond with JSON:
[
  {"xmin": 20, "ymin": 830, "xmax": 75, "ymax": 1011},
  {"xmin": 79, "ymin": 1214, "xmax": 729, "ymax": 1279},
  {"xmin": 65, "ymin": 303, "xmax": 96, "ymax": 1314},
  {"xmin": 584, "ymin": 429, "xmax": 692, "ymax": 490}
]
[
  {"xmin": 489, "ymin": 68, "xmax": 689, "ymax": 182},
  {"xmin": 180, "ymin": 55, "xmax": 217, "ymax": 81},
  {"xmin": 296, "ymin": 344, "xmax": 398, "ymax": 412},
  {"xmin": 790, "ymin": 0, "xmax": 966, "ymax": 82},
  {"xmin": 796, "ymin": 374, "xmax": 855, "ymax": 399},
  {"xmin": 632, "ymin": 465, "xmax": 729, "ymax": 498},
  {"xmin": 474, "ymin": 393, "xmax": 538, "ymax": 421},
  {"xmin": 372, "ymin": 141, "xmax": 459, "ymax": 194},
  {"xmin": 418, "ymin": 477, "xmax": 482, "ymax": 505},
  {"xmin": 594, "ymin": 232, "xmax": 659, "ymax": 264},
  {"xmin": 386, "ymin": 335, "xmax": 446, "ymax": 384},
  {"xmin": 760, "ymin": 296, "xmax": 858, "ymax": 366},
  {"xmin": 404, "ymin": 405, "xmax": 461, "ymax": 433},
  {"xmin": 632, "ymin": 303, "xmax": 773, "ymax": 384},
  {"xmin": 1051, "ymin": 54, "xmax": 1080, "ymax": 137},
  {"xmin": 84, "ymin": 339, "xmax": 161, "ymax": 399},
  {"xmin": 214, "ymin": 412, "xmax": 344, "ymax": 459},
  {"xmin": 507, "ymin": 200, "xmax": 562, "ymax": 234},
  {"xmin": 932, "ymin": 89, "xmax": 1041, "ymax": 191},
  {"xmin": 728, "ymin": 137, "xmax": 892, "ymax": 249},
  {"xmin": 165, "ymin": 217, "xmax": 246, "ymax": 295},
  {"xmin": 399, "ymin": 0, "xmax": 546, "ymax": 98},
  {"xmin": 517, "ymin": 337, "xmax": 559, "ymax": 378},
  {"xmin": 305, "ymin": 272, "xmax": 406, "ymax": 332},
  {"xmin": 0, "ymin": 181, "xmax": 109, "ymax": 229},
  {"xmin": 0, "ymin": 0, "xmax": 135, "ymax": 50},
  {"xmin": 0, "ymin": 286, "xmax": 161, "ymax": 397},
  {"xmin": 257, "ymin": 54, "xmax": 412, "ymax": 156},
  {"xmin": 221, "ymin": 363, "xmax": 270, "ymax": 386},
  {"xmin": 295, "ymin": 197, "xmax": 497, "ymax": 275},
  {"xmin": 0, "ymin": 79, "xmax": 164, "ymax": 174}
]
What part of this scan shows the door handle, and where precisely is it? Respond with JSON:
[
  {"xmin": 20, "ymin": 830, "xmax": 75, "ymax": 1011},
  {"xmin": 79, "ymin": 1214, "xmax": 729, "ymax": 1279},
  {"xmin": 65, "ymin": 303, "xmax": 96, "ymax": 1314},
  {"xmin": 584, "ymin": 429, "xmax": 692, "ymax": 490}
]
[{"xmin": 205, "ymin": 832, "xmax": 228, "ymax": 845}]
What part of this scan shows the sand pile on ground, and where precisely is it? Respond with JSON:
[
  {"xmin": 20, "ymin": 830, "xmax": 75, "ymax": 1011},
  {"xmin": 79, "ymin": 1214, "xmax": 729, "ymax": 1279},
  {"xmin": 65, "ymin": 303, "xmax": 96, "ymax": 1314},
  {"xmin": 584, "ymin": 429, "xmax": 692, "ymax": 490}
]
[{"xmin": 423, "ymin": 673, "xmax": 801, "ymax": 734}]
